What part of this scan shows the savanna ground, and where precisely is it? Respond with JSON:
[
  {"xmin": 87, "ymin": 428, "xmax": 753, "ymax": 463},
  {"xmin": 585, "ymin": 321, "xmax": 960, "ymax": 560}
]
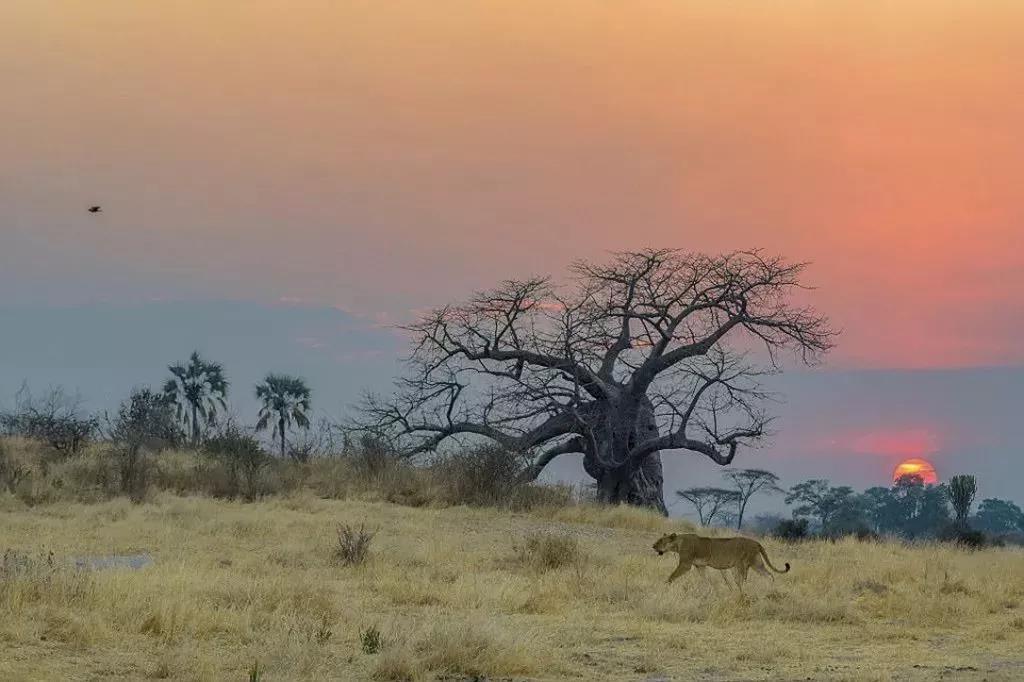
[{"xmin": 1, "ymin": 440, "xmax": 1024, "ymax": 681}]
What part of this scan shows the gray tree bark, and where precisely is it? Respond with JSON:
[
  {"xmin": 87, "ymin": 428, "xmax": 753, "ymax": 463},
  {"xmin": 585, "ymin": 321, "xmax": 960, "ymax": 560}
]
[{"xmin": 580, "ymin": 397, "xmax": 668, "ymax": 514}]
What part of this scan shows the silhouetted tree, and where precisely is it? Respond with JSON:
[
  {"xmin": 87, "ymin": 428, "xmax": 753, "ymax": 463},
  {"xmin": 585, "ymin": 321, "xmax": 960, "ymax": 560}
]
[
  {"xmin": 205, "ymin": 422, "xmax": 269, "ymax": 501},
  {"xmin": 883, "ymin": 474, "xmax": 950, "ymax": 538},
  {"xmin": 107, "ymin": 387, "xmax": 179, "ymax": 499},
  {"xmin": 862, "ymin": 485, "xmax": 902, "ymax": 534},
  {"xmin": 946, "ymin": 474, "xmax": 977, "ymax": 526},
  {"xmin": 2, "ymin": 384, "xmax": 97, "ymax": 454},
  {"xmin": 255, "ymin": 374, "xmax": 311, "ymax": 458},
  {"xmin": 355, "ymin": 249, "xmax": 834, "ymax": 513},
  {"xmin": 162, "ymin": 351, "xmax": 229, "ymax": 447},
  {"xmin": 676, "ymin": 486, "xmax": 741, "ymax": 525},
  {"xmin": 975, "ymin": 498, "xmax": 1024, "ymax": 535},
  {"xmin": 785, "ymin": 479, "xmax": 863, "ymax": 534},
  {"xmin": 723, "ymin": 468, "xmax": 782, "ymax": 529}
]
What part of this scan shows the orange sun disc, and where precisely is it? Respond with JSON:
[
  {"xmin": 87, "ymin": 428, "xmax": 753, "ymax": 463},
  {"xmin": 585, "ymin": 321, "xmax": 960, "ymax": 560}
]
[{"xmin": 892, "ymin": 458, "xmax": 938, "ymax": 485}]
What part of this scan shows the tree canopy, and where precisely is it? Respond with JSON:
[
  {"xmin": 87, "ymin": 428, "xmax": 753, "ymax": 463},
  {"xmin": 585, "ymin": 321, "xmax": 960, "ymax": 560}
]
[{"xmin": 356, "ymin": 249, "xmax": 833, "ymax": 511}]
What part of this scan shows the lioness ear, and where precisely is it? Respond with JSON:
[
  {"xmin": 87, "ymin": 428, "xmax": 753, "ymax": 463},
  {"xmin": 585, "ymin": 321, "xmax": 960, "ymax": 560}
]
[{"xmin": 669, "ymin": 533, "xmax": 677, "ymax": 539}]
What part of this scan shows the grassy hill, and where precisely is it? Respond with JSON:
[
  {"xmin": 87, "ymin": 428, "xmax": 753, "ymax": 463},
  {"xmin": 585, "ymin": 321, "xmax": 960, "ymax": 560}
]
[{"xmin": 1, "ymin": 438, "xmax": 1023, "ymax": 680}]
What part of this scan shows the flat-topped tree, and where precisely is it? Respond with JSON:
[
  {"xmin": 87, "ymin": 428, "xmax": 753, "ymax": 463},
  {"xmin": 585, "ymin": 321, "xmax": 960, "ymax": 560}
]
[
  {"xmin": 357, "ymin": 249, "xmax": 834, "ymax": 514},
  {"xmin": 676, "ymin": 487, "xmax": 742, "ymax": 526}
]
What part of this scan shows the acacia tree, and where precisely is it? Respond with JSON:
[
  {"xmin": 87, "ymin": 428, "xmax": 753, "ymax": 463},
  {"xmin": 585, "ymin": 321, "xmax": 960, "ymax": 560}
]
[
  {"xmin": 723, "ymin": 468, "xmax": 782, "ymax": 529},
  {"xmin": 255, "ymin": 374, "xmax": 312, "ymax": 458},
  {"xmin": 676, "ymin": 487, "xmax": 741, "ymax": 526},
  {"xmin": 163, "ymin": 351, "xmax": 229, "ymax": 448},
  {"xmin": 785, "ymin": 479, "xmax": 862, "ymax": 533},
  {"xmin": 356, "ymin": 249, "xmax": 833, "ymax": 513}
]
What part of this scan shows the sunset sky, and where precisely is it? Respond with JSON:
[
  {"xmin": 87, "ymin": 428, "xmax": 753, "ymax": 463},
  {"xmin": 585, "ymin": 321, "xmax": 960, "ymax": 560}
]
[{"xmin": 2, "ymin": 2, "xmax": 1023, "ymax": 507}]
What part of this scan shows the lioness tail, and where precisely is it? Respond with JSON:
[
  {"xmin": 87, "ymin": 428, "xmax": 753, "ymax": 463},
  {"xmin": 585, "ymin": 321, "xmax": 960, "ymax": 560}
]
[{"xmin": 758, "ymin": 545, "xmax": 790, "ymax": 573}]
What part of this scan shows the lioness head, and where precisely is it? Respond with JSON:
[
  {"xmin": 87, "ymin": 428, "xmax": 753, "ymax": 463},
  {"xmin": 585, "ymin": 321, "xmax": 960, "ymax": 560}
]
[{"xmin": 653, "ymin": 533, "xmax": 678, "ymax": 556}]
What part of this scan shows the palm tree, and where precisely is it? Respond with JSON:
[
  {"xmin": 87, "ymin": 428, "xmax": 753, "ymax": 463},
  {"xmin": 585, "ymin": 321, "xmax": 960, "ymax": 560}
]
[
  {"xmin": 162, "ymin": 351, "xmax": 230, "ymax": 448},
  {"xmin": 255, "ymin": 374, "xmax": 311, "ymax": 458}
]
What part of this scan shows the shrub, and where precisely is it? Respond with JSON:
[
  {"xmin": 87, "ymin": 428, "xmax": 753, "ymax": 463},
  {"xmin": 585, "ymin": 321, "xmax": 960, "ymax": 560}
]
[
  {"xmin": 512, "ymin": 532, "xmax": 583, "ymax": 572},
  {"xmin": 937, "ymin": 523, "xmax": 988, "ymax": 549},
  {"xmin": 2, "ymin": 386, "xmax": 97, "ymax": 455},
  {"xmin": 824, "ymin": 525, "xmax": 880, "ymax": 542},
  {"xmin": 434, "ymin": 445, "xmax": 528, "ymax": 508},
  {"xmin": 204, "ymin": 424, "xmax": 270, "ymax": 501},
  {"xmin": 853, "ymin": 526, "xmax": 881, "ymax": 542},
  {"xmin": 107, "ymin": 388, "xmax": 181, "ymax": 501},
  {"xmin": 772, "ymin": 518, "xmax": 810, "ymax": 541},
  {"xmin": 335, "ymin": 523, "xmax": 375, "ymax": 566},
  {"xmin": 361, "ymin": 625, "xmax": 384, "ymax": 654},
  {"xmin": 0, "ymin": 440, "xmax": 32, "ymax": 493}
]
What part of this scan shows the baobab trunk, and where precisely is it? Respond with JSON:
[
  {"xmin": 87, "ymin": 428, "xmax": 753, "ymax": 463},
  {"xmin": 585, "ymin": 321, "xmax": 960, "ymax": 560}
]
[
  {"xmin": 592, "ymin": 452, "xmax": 668, "ymax": 515},
  {"xmin": 582, "ymin": 397, "xmax": 668, "ymax": 515}
]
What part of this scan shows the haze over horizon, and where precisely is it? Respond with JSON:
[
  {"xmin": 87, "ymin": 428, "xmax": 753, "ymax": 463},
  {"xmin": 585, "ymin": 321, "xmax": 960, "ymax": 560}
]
[{"xmin": 3, "ymin": 2, "xmax": 1022, "ymax": 513}]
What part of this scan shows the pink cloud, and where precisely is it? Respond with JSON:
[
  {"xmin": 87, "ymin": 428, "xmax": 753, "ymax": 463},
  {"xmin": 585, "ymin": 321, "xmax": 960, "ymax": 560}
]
[{"xmin": 819, "ymin": 427, "xmax": 942, "ymax": 458}]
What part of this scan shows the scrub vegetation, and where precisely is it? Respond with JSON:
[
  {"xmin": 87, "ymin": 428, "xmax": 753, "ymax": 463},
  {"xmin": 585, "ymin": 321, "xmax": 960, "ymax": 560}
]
[{"xmin": 1, "ymin": 437, "xmax": 1023, "ymax": 681}]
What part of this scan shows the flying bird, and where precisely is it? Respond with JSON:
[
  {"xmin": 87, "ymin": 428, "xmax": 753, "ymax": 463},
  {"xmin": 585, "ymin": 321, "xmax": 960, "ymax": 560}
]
[{"xmin": 88, "ymin": 206, "xmax": 102, "ymax": 213}]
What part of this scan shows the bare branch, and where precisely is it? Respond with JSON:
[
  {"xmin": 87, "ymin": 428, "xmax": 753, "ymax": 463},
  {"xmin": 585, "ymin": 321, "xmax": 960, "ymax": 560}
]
[{"xmin": 351, "ymin": 249, "xmax": 835, "ymax": 488}]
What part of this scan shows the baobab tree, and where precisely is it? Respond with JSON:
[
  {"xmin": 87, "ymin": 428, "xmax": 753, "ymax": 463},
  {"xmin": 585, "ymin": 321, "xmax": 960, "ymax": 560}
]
[{"xmin": 356, "ymin": 249, "xmax": 834, "ymax": 513}]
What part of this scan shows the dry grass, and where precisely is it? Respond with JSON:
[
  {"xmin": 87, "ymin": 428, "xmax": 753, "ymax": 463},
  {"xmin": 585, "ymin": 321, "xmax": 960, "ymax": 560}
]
[
  {"xmin": 1, "ymin": 436, "xmax": 1023, "ymax": 680},
  {"xmin": 1, "ymin": 495, "xmax": 1022, "ymax": 680}
]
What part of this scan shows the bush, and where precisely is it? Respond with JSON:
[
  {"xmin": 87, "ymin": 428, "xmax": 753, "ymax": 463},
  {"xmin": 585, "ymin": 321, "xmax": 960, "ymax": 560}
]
[
  {"xmin": 107, "ymin": 388, "xmax": 181, "ymax": 501},
  {"xmin": 824, "ymin": 525, "xmax": 880, "ymax": 542},
  {"xmin": 204, "ymin": 425, "xmax": 270, "ymax": 501},
  {"xmin": 853, "ymin": 526, "xmax": 881, "ymax": 542},
  {"xmin": 0, "ymin": 440, "xmax": 32, "ymax": 493},
  {"xmin": 772, "ymin": 518, "xmax": 810, "ymax": 541},
  {"xmin": 335, "ymin": 523, "xmax": 375, "ymax": 566},
  {"xmin": 512, "ymin": 533, "xmax": 583, "ymax": 572},
  {"xmin": 360, "ymin": 626, "xmax": 384, "ymax": 654},
  {"xmin": 937, "ymin": 524, "xmax": 988, "ymax": 549},
  {"xmin": 434, "ymin": 444, "xmax": 529, "ymax": 508},
  {"xmin": 0, "ymin": 436, "xmax": 578, "ymax": 513},
  {"xmin": 1, "ymin": 386, "xmax": 97, "ymax": 455}
]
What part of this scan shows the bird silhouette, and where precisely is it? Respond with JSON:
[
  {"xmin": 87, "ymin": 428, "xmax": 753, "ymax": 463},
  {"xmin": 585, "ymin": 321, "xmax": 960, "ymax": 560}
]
[{"xmin": 88, "ymin": 206, "xmax": 102, "ymax": 213}]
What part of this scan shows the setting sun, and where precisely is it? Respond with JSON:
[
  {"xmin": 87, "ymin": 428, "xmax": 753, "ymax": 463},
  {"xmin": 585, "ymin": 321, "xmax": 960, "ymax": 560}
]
[{"xmin": 892, "ymin": 458, "xmax": 939, "ymax": 485}]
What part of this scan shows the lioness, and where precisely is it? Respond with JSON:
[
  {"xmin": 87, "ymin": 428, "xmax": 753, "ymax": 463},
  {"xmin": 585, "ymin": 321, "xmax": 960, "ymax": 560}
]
[{"xmin": 653, "ymin": 532, "xmax": 789, "ymax": 591}]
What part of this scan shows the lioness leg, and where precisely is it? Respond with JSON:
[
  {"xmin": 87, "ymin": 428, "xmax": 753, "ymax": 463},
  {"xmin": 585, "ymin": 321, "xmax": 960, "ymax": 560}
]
[
  {"xmin": 733, "ymin": 565, "xmax": 748, "ymax": 594},
  {"xmin": 667, "ymin": 560, "xmax": 692, "ymax": 584},
  {"xmin": 695, "ymin": 566, "xmax": 716, "ymax": 592}
]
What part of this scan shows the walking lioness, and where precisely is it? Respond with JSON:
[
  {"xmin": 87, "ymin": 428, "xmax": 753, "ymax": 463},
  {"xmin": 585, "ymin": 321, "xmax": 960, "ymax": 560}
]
[{"xmin": 653, "ymin": 532, "xmax": 789, "ymax": 591}]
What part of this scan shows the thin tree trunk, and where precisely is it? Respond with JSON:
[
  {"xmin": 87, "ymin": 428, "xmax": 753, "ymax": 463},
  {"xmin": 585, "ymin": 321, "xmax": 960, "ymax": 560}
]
[
  {"xmin": 279, "ymin": 417, "xmax": 286, "ymax": 458},
  {"xmin": 191, "ymin": 403, "xmax": 200, "ymax": 448}
]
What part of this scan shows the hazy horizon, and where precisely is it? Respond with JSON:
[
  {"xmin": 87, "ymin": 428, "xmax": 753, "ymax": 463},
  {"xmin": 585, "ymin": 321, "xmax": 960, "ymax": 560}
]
[{"xmin": 3, "ymin": 300, "xmax": 1021, "ymax": 521}]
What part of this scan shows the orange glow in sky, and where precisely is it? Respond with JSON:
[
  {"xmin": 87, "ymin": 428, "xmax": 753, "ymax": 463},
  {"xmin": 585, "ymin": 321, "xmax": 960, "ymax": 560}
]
[
  {"xmin": 2, "ymin": 1, "xmax": 1024, "ymax": 369},
  {"xmin": 892, "ymin": 458, "xmax": 939, "ymax": 485}
]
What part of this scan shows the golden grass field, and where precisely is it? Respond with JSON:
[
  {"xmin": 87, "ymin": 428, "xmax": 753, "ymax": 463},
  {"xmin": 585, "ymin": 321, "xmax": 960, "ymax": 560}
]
[{"xmin": 2, "ymin": 488, "xmax": 1024, "ymax": 681}]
